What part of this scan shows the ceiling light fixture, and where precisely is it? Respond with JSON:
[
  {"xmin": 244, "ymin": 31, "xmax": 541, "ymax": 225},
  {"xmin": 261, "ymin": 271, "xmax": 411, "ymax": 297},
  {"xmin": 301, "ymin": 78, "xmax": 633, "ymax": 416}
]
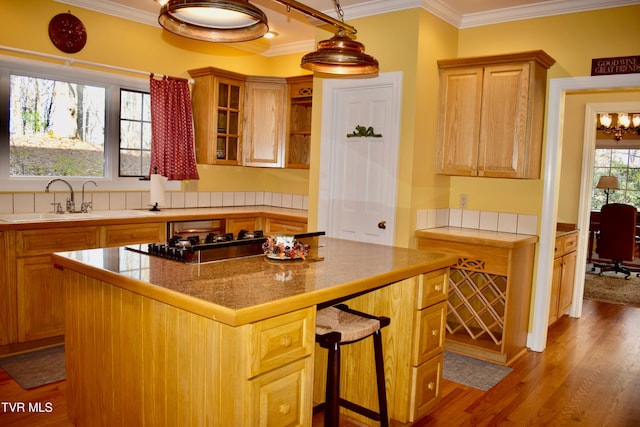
[
  {"xmin": 598, "ymin": 113, "xmax": 640, "ymax": 141},
  {"xmin": 158, "ymin": 0, "xmax": 269, "ymax": 43},
  {"xmin": 157, "ymin": 0, "xmax": 379, "ymax": 76}
]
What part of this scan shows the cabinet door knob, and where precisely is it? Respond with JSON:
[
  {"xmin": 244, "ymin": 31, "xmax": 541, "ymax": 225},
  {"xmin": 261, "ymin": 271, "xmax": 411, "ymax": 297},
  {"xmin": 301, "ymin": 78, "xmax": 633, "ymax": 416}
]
[
  {"xmin": 279, "ymin": 403, "xmax": 291, "ymax": 415},
  {"xmin": 280, "ymin": 335, "xmax": 292, "ymax": 347},
  {"xmin": 428, "ymin": 381, "xmax": 435, "ymax": 390},
  {"xmin": 378, "ymin": 221, "xmax": 386, "ymax": 229}
]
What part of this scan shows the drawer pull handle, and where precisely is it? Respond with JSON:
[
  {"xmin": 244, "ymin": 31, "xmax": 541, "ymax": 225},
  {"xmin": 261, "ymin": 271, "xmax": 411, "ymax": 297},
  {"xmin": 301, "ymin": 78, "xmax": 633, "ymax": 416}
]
[
  {"xmin": 280, "ymin": 335, "xmax": 292, "ymax": 347},
  {"xmin": 279, "ymin": 403, "xmax": 291, "ymax": 415},
  {"xmin": 434, "ymin": 284, "xmax": 442, "ymax": 291},
  {"xmin": 431, "ymin": 329, "xmax": 438, "ymax": 336},
  {"xmin": 428, "ymin": 381, "xmax": 435, "ymax": 390}
]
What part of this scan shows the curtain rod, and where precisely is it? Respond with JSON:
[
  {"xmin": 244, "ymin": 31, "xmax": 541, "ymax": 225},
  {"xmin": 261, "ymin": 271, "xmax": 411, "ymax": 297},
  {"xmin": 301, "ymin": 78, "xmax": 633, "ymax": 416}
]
[{"xmin": 0, "ymin": 45, "xmax": 194, "ymax": 84}]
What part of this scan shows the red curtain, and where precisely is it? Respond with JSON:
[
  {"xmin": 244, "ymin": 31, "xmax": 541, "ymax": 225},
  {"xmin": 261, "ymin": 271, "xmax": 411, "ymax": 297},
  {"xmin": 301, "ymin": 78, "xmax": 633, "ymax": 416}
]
[{"xmin": 149, "ymin": 75, "xmax": 199, "ymax": 180}]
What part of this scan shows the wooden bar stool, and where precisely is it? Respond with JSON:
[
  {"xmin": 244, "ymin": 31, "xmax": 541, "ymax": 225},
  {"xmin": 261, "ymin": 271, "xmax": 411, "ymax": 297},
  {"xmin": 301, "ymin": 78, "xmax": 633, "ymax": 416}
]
[{"xmin": 314, "ymin": 304, "xmax": 390, "ymax": 427}]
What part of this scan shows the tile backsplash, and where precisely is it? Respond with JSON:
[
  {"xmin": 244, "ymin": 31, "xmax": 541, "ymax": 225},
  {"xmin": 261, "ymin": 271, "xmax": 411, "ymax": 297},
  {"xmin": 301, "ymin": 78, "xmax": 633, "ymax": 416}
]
[
  {"xmin": 0, "ymin": 191, "xmax": 308, "ymax": 214},
  {"xmin": 416, "ymin": 208, "xmax": 538, "ymax": 236}
]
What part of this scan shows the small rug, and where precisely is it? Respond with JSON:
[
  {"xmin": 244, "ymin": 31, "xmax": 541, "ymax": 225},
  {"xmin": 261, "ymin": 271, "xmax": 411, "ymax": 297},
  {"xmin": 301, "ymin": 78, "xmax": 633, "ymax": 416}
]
[
  {"xmin": 0, "ymin": 345, "xmax": 65, "ymax": 390},
  {"xmin": 584, "ymin": 271, "xmax": 640, "ymax": 307},
  {"xmin": 442, "ymin": 351, "xmax": 512, "ymax": 391}
]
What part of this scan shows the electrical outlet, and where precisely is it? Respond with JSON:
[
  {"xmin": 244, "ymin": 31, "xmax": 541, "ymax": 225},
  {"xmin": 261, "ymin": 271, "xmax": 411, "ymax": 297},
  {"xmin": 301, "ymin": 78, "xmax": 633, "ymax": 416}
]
[{"xmin": 460, "ymin": 194, "xmax": 469, "ymax": 209}]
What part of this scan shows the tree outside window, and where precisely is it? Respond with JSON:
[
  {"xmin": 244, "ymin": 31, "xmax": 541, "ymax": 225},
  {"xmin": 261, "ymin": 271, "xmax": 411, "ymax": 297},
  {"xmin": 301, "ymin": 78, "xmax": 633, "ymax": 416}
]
[
  {"xmin": 592, "ymin": 148, "xmax": 640, "ymax": 210},
  {"xmin": 9, "ymin": 75, "xmax": 105, "ymax": 177}
]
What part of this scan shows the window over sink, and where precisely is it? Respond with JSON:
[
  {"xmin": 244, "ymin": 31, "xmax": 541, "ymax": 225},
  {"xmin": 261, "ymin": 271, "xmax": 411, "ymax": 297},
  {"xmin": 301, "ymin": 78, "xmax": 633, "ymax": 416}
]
[{"xmin": 0, "ymin": 55, "xmax": 158, "ymax": 191}]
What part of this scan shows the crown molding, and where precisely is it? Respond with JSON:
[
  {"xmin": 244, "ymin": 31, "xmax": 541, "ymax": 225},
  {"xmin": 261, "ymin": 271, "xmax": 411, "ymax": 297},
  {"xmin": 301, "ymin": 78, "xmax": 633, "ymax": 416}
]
[
  {"xmin": 55, "ymin": 0, "xmax": 159, "ymax": 27},
  {"xmin": 455, "ymin": 0, "xmax": 640, "ymax": 29},
  {"xmin": 55, "ymin": 0, "xmax": 640, "ymax": 56}
]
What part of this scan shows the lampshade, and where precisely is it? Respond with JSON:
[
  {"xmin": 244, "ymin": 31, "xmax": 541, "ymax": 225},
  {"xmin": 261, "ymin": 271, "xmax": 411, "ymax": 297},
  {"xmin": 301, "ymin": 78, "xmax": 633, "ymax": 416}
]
[
  {"xmin": 300, "ymin": 31, "xmax": 379, "ymax": 76},
  {"xmin": 158, "ymin": 0, "xmax": 268, "ymax": 42},
  {"xmin": 596, "ymin": 175, "xmax": 620, "ymax": 190}
]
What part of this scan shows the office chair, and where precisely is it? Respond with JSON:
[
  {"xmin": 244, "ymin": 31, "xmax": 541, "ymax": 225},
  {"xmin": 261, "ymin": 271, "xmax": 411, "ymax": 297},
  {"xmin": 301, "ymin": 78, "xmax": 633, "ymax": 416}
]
[{"xmin": 593, "ymin": 203, "xmax": 640, "ymax": 279}]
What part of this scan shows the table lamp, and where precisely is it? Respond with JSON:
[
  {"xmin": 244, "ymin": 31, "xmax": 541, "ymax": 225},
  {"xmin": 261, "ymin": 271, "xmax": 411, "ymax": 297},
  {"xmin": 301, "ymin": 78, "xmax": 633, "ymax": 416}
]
[{"xmin": 596, "ymin": 175, "xmax": 620, "ymax": 204}]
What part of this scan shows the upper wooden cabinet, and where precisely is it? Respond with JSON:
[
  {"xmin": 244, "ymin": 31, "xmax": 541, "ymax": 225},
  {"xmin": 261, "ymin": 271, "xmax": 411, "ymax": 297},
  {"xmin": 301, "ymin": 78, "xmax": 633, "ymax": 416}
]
[
  {"xmin": 436, "ymin": 50, "xmax": 555, "ymax": 179},
  {"xmin": 286, "ymin": 75, "xmax": 313, "ymax": 169},
  {"xmin": 243, "ymin": 76, "xmax": 287, "ymax": 167},
  {"xmin": 188, "ymin": 67, "xmax": 245, "ymax": 165}
]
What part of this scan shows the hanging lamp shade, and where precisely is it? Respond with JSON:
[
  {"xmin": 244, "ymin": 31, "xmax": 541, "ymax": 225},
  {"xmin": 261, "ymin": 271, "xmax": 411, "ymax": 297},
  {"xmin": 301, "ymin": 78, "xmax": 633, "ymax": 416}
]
[
  {"xmin": 301, "ymin": 31, "xmax": 379, "ymax": 76},
  {"xmin": 158, "ymin": 0, "xmax": 268, "ymax": 42}
]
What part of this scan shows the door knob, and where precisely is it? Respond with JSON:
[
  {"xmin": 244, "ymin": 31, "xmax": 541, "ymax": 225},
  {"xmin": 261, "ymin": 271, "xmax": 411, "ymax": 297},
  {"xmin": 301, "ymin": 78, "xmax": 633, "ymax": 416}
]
[{"xmin": 378, "ymin": 221, "xmax": 386, "ymax": 229}]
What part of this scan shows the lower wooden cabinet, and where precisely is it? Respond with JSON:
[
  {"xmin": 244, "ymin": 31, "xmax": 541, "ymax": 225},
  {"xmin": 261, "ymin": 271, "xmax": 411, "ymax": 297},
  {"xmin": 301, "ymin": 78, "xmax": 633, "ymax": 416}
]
[
  {"xmin": 250, "ymin": 357, "xmax": 313, "ymax": 426},
  {"xmin": 264, "ymin": 217, "xmax": 307, "ymax": 234},
  {"xmin": 549, "ymin": 230, "xmax": 577, "ymax": 326},
  {"xmin": 416, "ymin": 228, "xmax": 537, "ymax": 366},
  {"xmin": 100, "ymin": 222, "xmax": 165, "ymax": 247},
  {"xmin": 3, "ymin": 222, "xmax": 166, "ymax": 351},
  {"xmin": 17, "ymin": 255, "xmax": 64, "ymax": 342},
  {"xmin": 227, "ymin": 216, "xmax": 262, "ymax": 236}
]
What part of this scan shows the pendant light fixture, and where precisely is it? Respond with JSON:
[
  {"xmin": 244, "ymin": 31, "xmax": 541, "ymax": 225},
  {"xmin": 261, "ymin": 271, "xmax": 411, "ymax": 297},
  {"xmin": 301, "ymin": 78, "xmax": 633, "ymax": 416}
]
[
  {"xmin": 158, "ymin": 0, "xmax": 269, "ymax": 43},
  {"xmin": 156, "ymin": 0, "xmax": 379, "ymax": 76},
  {"xmin": 298, "ymin": 1, "xmax": 378, "ymax": 75}
]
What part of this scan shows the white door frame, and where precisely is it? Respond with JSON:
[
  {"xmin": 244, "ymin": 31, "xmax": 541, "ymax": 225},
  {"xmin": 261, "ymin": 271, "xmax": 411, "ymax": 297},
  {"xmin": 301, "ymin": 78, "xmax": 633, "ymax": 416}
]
[
  {"xmin": 574, "ymin": 101, "xmax": 640, "ymax": 314},
  {"xmin": 529, "ymin": 73, "xmax": 640, "ymax": 352},
  {"xmin": 317, "ymin": 72, "xmax": 403, "ymax": 246}
]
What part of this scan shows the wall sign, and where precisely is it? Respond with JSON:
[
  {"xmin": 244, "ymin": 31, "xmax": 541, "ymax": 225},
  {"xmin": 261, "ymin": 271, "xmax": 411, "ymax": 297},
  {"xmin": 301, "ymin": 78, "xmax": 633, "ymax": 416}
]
[{"xmin": 591, "ymin": 55, "xmax": 640, "ymax": 76}]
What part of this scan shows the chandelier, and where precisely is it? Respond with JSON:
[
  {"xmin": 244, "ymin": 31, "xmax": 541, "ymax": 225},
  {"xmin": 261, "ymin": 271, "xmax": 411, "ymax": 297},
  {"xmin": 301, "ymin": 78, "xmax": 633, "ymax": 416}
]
[
  {"xmin": 156, "ymin": 0, "xmax": 378, "ymax": 76},
  {"xmin": 597, "ymin": 113, "xmax": 640, "ymax": 141}
]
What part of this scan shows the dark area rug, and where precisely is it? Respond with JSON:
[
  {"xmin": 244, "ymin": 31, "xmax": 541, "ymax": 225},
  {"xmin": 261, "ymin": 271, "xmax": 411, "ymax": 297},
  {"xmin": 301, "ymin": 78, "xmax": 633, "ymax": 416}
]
[
  {"xmin": 442, "ymin": 351, "xmax": 512, "ymax": 391},
  {"xmin": 0, "ymin": 345, "xmax": 65, "ymax": 390},
  {"xmin": 584, "ymin": 271, "xmax": 640, "ymax": 307}
]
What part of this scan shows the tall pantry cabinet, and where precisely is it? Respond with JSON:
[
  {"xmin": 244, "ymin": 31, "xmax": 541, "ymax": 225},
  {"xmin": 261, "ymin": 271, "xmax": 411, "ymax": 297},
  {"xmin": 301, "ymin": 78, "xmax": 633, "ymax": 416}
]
[{"xmin": 436, "ymin": 50, "xmax": 555, "ymax": 179}]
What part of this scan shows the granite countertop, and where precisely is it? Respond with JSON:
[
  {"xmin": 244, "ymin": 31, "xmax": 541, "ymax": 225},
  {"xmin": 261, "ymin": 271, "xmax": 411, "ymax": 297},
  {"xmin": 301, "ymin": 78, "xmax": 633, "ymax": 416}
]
[
  {"xmin": 52, "ymin": 237, "xmax": 456, "ymax": 326},
  {"xmin": 416, "ymin": 227, "xmax": 538, "ymax": 248}
]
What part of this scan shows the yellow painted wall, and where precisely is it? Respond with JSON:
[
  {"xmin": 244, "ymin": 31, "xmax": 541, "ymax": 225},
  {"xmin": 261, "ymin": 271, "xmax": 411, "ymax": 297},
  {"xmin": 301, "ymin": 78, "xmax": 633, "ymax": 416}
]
[{"xmin": 446, "ymin": 5, "xmax": 640, "ymax": 224}]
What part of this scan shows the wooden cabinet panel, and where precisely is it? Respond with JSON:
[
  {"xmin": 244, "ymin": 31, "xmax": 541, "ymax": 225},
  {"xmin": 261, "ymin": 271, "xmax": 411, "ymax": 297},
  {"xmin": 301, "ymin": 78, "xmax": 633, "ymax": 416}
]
[
  {"xmin": 248, "ymin": 307, "xmax": 314, "ymax": 377},
  {"xmin": 16, "ymin": 226, "xmax": 99, "ymax": 256},
  {"xmin": 250, "ymin": 356, "xmax": 313, "ymax": 427},
  {"xmin": 244, "ymin": 77, "xmax": 287, "ymax": 168},
  {"xmin": 549, "ymin": 257, "xmax": 563, "ymax": 325},
  {"xmin": 286, "ymin": 75, "xmax": 313, "ymax": 169},
  {"xmin": 17, "ymin": 255, "xmax": 64, "ymax": 341},
  {"xmin": 189, "ymin": 67, "xmax": 245, "ymax": 165},
  {"xmin": 436, "ymin": 67, "xmax": 483, "ymax": 176},
  {"xmin": 409, "ymin": 353, "xmax": 443, "ymax": 422},
  {"xmin": 226, "ymin": 216, "xmax": 261, "ymax": 236},
  {"xmin": 436, "ymin": 50, "xmax": 555, "ymax": 179},
  {"xmin": 550, "ymin": 231, "xmax": 577, "ymax": 326},
  {"xmin": 413, "ymin": 301, "xmax": 446, "ymax": 366},
  {"xmin": 478, "ymin": 63, "xmax": 530, "ymax": 177},
  {"xmin": 101, "ymin": 223, "xmax": 165, "ymax": 247},
  {"xmin": 264, "ymin": 217, "xmax": 307, "ymax": 234},
  {"xmin": 417, "ymin": 268, "xmax": 449, "ymax": 309}
]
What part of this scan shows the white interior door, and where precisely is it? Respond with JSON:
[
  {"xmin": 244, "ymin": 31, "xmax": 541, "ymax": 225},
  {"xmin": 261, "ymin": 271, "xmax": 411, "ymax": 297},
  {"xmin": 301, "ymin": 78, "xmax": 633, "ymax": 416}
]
[{"xmin": 318, "ymin": 72, "xmax": 402, "ymax": 246}]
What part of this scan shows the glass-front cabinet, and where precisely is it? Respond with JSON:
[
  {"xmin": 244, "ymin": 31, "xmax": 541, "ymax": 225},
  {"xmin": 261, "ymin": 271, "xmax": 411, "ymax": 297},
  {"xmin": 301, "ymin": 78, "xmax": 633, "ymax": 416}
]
[
  {"xmin": 189, "ymin": 67, "xmax": 245, "ymax": 165},
  {"xmin": 286, "ymin": 75, "xmax": 312, "ymax": 169}
]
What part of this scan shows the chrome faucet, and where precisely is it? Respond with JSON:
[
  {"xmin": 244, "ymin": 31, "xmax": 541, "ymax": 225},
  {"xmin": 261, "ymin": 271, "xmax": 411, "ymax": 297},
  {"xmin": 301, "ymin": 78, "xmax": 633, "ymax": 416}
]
[
  {"xmin": 45, "ymin": 178, "xmax": 75, "ymax": 213},
  {"xmin": 81, "ymin": 180, "xmax": 97, "ymax": 213}
]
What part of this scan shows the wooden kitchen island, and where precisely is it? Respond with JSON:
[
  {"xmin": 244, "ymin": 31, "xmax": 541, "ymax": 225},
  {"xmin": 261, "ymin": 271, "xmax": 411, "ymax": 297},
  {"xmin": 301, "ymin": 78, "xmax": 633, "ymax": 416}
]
[{"xmin": 52, "ymin": 238, "xmax": 456, "ymax": 426}]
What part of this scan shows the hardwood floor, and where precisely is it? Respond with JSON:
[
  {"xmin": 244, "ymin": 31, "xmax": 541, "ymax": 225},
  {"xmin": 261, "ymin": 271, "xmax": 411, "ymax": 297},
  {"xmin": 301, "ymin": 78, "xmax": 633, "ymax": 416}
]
[{"xmin": 1, "ymin": 299, "xmax": 639, "ymax": 426}]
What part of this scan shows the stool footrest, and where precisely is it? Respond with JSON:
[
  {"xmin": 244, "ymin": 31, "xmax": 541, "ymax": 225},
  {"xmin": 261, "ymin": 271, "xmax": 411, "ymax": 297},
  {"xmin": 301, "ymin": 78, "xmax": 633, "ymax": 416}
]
[{"xmin": 339, "ymin": 398, "xmax": 382, "ymax": 422}]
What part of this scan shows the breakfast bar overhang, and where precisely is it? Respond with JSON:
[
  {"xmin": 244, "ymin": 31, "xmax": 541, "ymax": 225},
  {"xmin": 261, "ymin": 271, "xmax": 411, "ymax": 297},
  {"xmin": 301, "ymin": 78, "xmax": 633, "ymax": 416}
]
[{"xmin": 53, "ymin": 237, "xmax": 456, "ymax": 426}]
